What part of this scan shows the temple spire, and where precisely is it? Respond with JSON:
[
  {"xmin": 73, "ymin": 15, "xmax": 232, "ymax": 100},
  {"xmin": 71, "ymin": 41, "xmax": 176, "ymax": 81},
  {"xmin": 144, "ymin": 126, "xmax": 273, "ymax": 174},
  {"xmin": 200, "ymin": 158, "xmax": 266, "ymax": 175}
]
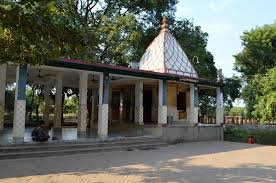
[
  {"xmin": 139, "ymin": 15, "xmax": 198, "ymax": 78},
  {"xmin": 161, "ymin": 16, "xmax": 168, "ymax": 31}
]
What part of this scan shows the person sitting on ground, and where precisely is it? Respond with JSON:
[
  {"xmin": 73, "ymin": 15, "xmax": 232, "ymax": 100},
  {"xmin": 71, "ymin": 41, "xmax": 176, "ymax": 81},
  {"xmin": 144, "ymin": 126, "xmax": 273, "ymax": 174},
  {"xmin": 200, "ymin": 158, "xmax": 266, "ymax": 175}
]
[{"xmin": 31, "ymin": 120, "xmax": 50, "ymax": 142}]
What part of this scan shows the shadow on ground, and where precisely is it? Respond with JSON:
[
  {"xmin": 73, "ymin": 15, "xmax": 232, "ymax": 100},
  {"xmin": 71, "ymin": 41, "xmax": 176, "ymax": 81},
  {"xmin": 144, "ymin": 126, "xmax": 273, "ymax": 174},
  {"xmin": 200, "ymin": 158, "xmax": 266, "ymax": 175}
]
[{"xmin": 0, "ymin": 141, "xmax": 275, "ymax": 183}]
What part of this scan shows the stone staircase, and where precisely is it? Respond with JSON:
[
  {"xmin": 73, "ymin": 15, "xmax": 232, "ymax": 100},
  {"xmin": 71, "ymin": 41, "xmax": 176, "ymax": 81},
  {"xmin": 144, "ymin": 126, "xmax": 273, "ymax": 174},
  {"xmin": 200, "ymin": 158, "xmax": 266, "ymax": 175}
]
[{"xmin": 0, "ymin": 137, "xmax": 167, "ymax": 160}]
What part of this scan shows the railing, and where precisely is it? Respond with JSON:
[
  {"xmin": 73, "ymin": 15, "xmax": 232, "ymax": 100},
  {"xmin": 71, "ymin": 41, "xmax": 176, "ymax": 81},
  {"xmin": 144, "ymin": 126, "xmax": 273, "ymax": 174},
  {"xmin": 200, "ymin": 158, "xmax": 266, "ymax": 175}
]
[
  {"xmin": 199, "ymin": 116, "xmax": 216, "ymax": 124},
  {"xmin": 224, "ymin": 116, "xmax": 258, "ymax": 125},
  {"xmin": 199, "ymin": 115, "xmax": 259, "ymax": 125}
]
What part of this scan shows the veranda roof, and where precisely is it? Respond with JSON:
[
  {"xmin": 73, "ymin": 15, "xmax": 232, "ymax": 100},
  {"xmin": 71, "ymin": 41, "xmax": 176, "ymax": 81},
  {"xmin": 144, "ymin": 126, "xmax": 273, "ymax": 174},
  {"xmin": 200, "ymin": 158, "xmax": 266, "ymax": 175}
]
[{"xmin": 46, "ymin": 58, "xmax": 219, "ymax": 87}]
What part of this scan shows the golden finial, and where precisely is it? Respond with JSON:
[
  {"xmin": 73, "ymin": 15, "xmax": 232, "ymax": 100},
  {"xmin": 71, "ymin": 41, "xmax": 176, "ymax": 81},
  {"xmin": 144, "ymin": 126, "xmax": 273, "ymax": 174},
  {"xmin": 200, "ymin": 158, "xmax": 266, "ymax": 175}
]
[{"xmin": 161, "ymin": 16, "xmax": 168, "ymax": 30}]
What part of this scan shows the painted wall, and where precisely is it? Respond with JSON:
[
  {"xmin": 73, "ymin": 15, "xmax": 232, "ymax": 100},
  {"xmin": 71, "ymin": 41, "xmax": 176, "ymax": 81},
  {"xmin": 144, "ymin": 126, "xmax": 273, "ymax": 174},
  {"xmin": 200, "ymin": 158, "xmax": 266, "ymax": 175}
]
[{"xmin": 167, "ymin": 84, "xmax": 188, "ymax": 121}]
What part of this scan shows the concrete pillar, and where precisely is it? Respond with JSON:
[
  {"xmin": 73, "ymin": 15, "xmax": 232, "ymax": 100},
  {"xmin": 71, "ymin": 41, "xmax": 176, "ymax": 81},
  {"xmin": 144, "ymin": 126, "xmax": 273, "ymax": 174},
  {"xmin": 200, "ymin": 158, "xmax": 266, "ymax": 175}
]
[
  {"xmin": 216, "ymin": 87, "xmax": 224, "ymax": 125},
  {"xmin": 119, "ymin": 90, "xmax": 123, "ymax": 121},
  {"xmin": 134, "ymin": 81, "xmax": 143, "ymax": 125},
  {"xmin": 54, "ymin": 73, "xmax": 63, "ymax": 129},
  {"xmin": 108, "ymin": 86, "xmax": 112, "ymax": 122},
  {"xmin": 13, "ymin": 65, "xmax": 27, "ymax": 141},
  {"xmin": 129, "ymin": 88, "xmax": 134, "ymax": 122},
  {"xmin": 78, "ymin": 72, "xmax": 88, "ymax": 134},
  {"xmin": 158, "ymin": 80, "xmax": 167, "ymax": 124},
  {"xmin": 0, "ymin": 64, "xmax": 7, "ymax": 131},
  {"xmin": 188, "ymin": 84, "xmax": 198, "ymax": 124},
  {"xmin": 43, "ymin": 84, "xmax": 51, "ymax": 127},
  {"xmin": 98, "ymin": 73, "xmax": 109, "ymax": 138},
  {"xmin": 90, "ymin": 88, "xmax": 97, "ymax": 128}
]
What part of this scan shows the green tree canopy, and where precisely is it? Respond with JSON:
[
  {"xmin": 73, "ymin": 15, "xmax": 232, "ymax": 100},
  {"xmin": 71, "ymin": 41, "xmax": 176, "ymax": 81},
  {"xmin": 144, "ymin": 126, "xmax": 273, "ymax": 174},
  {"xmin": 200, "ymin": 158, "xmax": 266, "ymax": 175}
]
[
  {"xmin": 234, "ymin": 23, "xmax": 276, "ymax": 117},
  {"xmin": 252, "ymin": 68, "xmax": 276, "ymax": 124},
  {"xmin": 234, "ymin": 24, "xmax": 276, "ymax": 78},
  {"xmin": 0, "ymin": 0, "xmax": 92, "ymax": 65},
  {"xmin": 55, "ymin": 0, "xmax": 177, "ymax": 65}
]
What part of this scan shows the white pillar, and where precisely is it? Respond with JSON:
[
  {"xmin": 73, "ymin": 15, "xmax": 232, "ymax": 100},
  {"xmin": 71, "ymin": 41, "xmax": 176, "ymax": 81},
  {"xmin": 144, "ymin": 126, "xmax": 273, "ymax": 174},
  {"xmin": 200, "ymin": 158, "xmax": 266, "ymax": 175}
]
[
  {"xmin": 54, "ymin": 73, "xmax": 63, "ymax": 129},
  {"xmin": 43, "ymin": 84, "xmax": 51, "ymax": 127},
  {"xmin": 13, "ymin": 65, "xmax": 27, "ymax": 141},
  {"xmin": 216, "ymin": 87, "xmax": 224, "ymax": 125},
  {"xmin": 0, "ymin": 64, "xmax": 7, "ymax": 130},
  {"xmin": 98, "ymin": 73, "xmax": 109, "ymax": 138},
  {"xmin": 135, "ymin": 81, "xmax": 143, "ymax": 125},
  {"xmin": 78, "ymin": 72, "xmax": 88, "ymax": 133},
  {"xmin": 158, "ymin": 80, "xmax": 167, "ymax": 125},
  {"xmin": 188, "ymin": 84, "xmax": 198, "ymax": 124}
]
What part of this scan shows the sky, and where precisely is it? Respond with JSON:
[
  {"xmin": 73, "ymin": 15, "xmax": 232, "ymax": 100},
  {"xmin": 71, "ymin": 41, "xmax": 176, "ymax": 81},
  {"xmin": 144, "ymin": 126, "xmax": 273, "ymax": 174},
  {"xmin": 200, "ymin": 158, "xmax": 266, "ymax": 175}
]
[{"xmin": 176, "ymin": 0, "xmax": 276, "ymax": 77}]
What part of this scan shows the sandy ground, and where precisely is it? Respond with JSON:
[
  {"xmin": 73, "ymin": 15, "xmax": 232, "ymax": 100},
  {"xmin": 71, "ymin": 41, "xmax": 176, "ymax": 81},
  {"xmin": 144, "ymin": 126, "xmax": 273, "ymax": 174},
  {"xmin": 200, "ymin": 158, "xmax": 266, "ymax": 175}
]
[{"xmin": 0, "ymin": 141, "xmax": 275, "ymax": 183}]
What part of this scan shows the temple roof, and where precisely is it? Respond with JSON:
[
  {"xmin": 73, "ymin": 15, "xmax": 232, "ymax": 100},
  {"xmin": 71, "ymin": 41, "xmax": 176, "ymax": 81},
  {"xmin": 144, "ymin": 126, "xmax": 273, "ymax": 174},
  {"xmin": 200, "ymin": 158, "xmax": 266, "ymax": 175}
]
[{"xmin": 139, "ymin": 17, "xmax": 198, "ymax": 78}]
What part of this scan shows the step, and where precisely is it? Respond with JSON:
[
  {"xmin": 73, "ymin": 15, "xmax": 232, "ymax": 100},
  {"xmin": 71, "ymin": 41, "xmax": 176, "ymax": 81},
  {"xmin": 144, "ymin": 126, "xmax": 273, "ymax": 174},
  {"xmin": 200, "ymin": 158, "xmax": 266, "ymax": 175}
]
[
  {"xmin": 0, "ymin": 138, "xmax": 164, "ymax": 153},
  {"xmin": 0, "ymin": 136, "xmax": 160, "ymax": 147},
  {"xmin": 0, "ymin": 142, "xmax": 167, "ymax": 160}
]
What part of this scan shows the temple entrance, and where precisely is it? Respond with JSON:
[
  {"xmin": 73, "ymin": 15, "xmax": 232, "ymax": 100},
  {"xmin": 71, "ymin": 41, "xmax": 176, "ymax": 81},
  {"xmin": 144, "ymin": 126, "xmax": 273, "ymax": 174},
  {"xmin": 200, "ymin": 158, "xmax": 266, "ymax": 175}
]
[
  {"xmin": 112, "ymin": 91, "xmax": 120, "ymax": 121},
  {"xmin": 143, "ymin": 89, "xmax": 152, "ymax": 123}
]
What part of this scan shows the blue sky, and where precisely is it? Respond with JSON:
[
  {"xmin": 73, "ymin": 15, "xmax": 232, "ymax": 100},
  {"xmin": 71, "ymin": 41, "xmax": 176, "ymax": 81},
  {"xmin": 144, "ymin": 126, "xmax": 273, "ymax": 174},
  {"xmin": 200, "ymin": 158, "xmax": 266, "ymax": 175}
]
[{"xmin": 176, "ymin": 0, "xmax": 276, "ymax": 77}]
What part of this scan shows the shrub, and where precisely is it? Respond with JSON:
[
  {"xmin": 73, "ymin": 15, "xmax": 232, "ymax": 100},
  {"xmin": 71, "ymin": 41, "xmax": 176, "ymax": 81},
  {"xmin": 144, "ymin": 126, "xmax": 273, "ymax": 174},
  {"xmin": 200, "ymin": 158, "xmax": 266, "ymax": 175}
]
[{"xmin": 224, "ymin": 128, "xmax": 276, "ymax": 145}]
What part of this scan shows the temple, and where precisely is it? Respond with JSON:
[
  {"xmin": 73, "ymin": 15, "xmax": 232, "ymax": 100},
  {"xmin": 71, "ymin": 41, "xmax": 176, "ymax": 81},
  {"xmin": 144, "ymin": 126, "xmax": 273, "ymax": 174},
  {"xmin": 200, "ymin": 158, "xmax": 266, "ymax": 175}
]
[{"xmin": 0, "ymin": 17, "xmax": 224, "ymax": 143}]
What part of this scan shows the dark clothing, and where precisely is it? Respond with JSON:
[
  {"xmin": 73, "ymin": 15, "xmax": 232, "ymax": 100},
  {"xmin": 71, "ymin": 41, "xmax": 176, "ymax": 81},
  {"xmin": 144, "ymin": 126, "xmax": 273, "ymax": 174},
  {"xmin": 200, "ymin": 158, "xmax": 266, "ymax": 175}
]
[{"xmin": 32, "ymin": 127, "xmax": 50, "ymax": 142}]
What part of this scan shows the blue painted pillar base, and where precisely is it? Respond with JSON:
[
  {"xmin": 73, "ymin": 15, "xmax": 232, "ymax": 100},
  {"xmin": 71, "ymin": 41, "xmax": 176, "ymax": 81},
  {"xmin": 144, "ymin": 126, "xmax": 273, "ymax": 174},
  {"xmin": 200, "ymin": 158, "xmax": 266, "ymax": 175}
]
[{"xmin": 13, "ymin": 65, "xmax": 27, "ymax": 141}]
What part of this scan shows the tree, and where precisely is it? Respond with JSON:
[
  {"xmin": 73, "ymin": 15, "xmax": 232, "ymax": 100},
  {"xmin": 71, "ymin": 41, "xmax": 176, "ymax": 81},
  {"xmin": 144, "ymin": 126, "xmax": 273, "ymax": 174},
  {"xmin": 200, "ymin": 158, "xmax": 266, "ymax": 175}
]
[
  {"xmin": 225, "ymin": 107, "xmax": 246, "ymax": 116},
  {"xmin": 252, "ymin": 68, "xmax": 276, "ymax": 124},
  {"xmin": 234, "ymin": 24, "xmax": 276, "ymax": 78},
  {"xmin": 0, "ymin": 0, "xmax": 93, "ymax": 65},
  {"xmin": 57, "ymin": 0, "xmax": 178, "ymax": 65},
  {"xmin": 222, "ymin": 76, "xmax": 242, "ymax": 109},
  {"xmin": 64, "ymin": 95, "xmax": 78, "ymax": 114},
  {"xmin": 234, "ymin": 23, "xmax": 276, "ymax": 116}
]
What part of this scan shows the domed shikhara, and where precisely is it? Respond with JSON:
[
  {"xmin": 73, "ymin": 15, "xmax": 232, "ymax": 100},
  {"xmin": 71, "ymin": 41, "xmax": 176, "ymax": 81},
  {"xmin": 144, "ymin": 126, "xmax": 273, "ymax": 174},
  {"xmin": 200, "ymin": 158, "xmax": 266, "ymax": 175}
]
[{"xmin": 139, "ymin": 17, "xmax": 198, "ymax": 78}]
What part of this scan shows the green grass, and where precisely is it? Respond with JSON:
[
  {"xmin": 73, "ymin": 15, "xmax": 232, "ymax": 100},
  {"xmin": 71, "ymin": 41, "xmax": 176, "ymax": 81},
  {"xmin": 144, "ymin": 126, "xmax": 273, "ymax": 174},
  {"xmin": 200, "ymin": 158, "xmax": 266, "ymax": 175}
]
[{"xmin": 224, "ymin": 128, "xmax": 276, "ymax": 145}]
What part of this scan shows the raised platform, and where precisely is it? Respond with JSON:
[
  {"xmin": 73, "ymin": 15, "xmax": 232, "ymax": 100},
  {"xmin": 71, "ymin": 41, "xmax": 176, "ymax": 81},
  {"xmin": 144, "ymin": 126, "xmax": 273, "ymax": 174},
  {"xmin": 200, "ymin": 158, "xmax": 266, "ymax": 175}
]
[
  {"xmin": 143, "ymin": 123, "xmax": 224, "ymax": 143},
  {"xmin": 0, "ymin": 126, "xmax": 144, "ymax": 145}
]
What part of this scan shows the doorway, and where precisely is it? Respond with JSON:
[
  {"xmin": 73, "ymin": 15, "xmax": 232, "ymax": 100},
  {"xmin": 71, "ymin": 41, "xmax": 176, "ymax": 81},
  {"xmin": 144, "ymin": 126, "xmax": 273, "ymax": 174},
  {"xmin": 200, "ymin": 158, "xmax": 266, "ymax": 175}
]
[
  {"xmin": 112, "ymin": 91, "xmax": 120, "ymax": 121},
  {"xmin": 143, "ymin": 89, "xmax": 152, "ymax": 123}
]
